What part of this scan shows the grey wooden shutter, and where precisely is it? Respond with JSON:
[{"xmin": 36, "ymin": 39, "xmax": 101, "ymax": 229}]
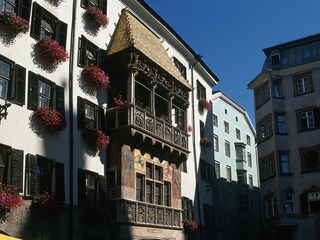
[
  {"xmin": 55, "ymin": 85, "xmax": 65, "ymax": 116},
  {"xmin": 78, "ymin": 169, "xmax": 86, "ymax": 205},
  {"xmin": 57, "ymin": 21, "xmax": 67, "ymax": 48},
  {"xmin": 16, "ymin": 0, "xmax": 31, "ymax": 21},
  {"xmin": 78, "ymin": 35, "xmax": 87, "ymax": 67},
  {"xmin": 77, "ymin": 96, "xmax": 85, "ymax": 129},
  {"xmin": 55, "ymin": 162, "xmax": 65, "ymax": 201},
  {"xmin": 11, "ymin": 149, "xmax": 24, "ymax": 191},
  {"xmin": 26, "ymin": 153, "xmax": 37, "ymax": 195},
  {"xmin": 11, "ymin": 64, "xmax": 26, "ymax": 106},
  {"xmin": 98, "ymin": 175, "xmax": 107, "ymax": 205},
  {"xmin": 98, "ymin": 107, "xmax": 105, "ymax": 131},
  {"xmin": 27, "ymin": 71, "xmax": 38, "ymax": 110},
  {"xmin": 30, "ymin": 2, "xmax": 42, "ymax": 38}
]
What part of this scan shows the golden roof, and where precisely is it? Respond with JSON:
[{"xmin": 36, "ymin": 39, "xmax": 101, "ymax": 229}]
[{"xmin": 107, "ymin": 8, "xmax": 190, "ymax": 89}]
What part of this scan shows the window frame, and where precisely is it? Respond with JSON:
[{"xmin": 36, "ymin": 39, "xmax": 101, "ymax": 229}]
[
  {"xmin": 255, "ymin": 81, "xmax": 270, "ymax": 108},
  {"xmin": 196, "ymin": 80, "xmax": 206, "ymax": 100},
  {"xmin": 213, "ymin": 114, "xmax": 218, "ymax": 128},
  {"xmin": 224, "ymin": 140, "xmax": 231, "ymax": 157},
  {"xmin": 300, "ymin": 146, "xmax": 320, "ymax": 172},
  {"xmin": 293, "ymin": 72, "xmax": 313, "ymax": 96},
  {"xmin": 213, "ymin": 134, "xmax": 219, "ymax": 152},
  {"xmin": 78, "ymin": 35, "xmax": 101, "ymax": 67},
  {"xmin": 215, "ymin": 161, "xmax": 220, "ymax": 179},
  {"xmin": 81, "ymin": 0, "xmax": 107, "ymax": 14},
  {"xmin": 296, "ymin": 107, "xmax": 320, "ymax": 132},
  {"xmin": 236, "ymin": 128, "xmax": 241, "ymax": 140},
  {"xmin": 224, "ymin": 121, "xmax": 229, "ymax": 134},
  {"xmin": 257, "ymin": 114, "xmax": 273, "ymax": 143},
  {"xmin": 226, "ymin": 165, "xmax": 232, "ymax": 182},
  {"xmin": 275, "ymin": 112, "xmax": 286, "ymax": 134},
  {"xmin": 259, "ymin": 152, "xmax": 276, "ymax": 181},
  {"xmin": 279, "ymin": 151, "xmax": 290, "ymax": 174}
]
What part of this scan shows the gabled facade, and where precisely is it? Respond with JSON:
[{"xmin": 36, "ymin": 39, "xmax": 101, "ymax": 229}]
[
  {"xmin": 211, "ymin": 91, "xmax": 261, "ymax": 240},
  {"xmin": 0, "ymin": 0, "xmax": 220, "ymax": 239},
  {"xmin": 248, "ymin": 33, "xmax": 320, "ymax": 240}
]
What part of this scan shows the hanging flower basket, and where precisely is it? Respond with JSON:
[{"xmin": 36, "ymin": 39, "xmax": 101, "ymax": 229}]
[
  {"xmin": 82, "ymin": 65, "xmax": 110, "ymax": 88},
  {"xmin": 200, "ymin": 136, "xmax": 211, "ymax": 147},
  {"xmin": 199, "ymin": 98, "xmax": 211, "ymax": 111},
  {"xmin": 82, "ymin": 128, "xmax": 110, "ymax": 150},
  {"xmin": 184, "ymin": 219, "xmax": 199, "ymax": 236},
  {"xmin": 33, "ymin": 108, "xmax": 67, "ymax": 131},
  {"xmin": 112, "ymin": 94, "xmax": 124, "ymax": 107},
  {"xmin": 0, "ymin": 184, "xmax": 23, "ymax": 222},
  {"xmin": 0, "ymin": 11, "xmax": 29, "ymax": 33},
  {"xmin": 37, "ymin": 37, "xmax": 68, "ymax": 64},
  {"xmin": 84, "ymin": 5, "xmax": 109, "ymax": 29}
]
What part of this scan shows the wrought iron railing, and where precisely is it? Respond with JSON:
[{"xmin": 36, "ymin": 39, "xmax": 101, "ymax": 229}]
[
  {"xmin": 110, "ymin": 199, "xmax": 182, "ymax": 228},
  {"xmin": 106, "ymin": 104, "xmax": 188, "ymax": 151}
]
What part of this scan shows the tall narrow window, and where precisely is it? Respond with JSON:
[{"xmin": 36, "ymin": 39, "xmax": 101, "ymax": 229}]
[
  {"xmin": 226, "ymin": 166, "xmax": 231, "ymax": 182},
  {"xmin": 248, "ymin": 175, "xmax": 253, "ymax": 189},
  {"xmin": 273, "ymin": 80, "xmax": 282, "ymax": 98},
  {"xmin": 213, "ymin": 135, "xmax": 219, "ymax": 152},
  {"xmin": 247, "ymin": 152, "xmax": 252, "ymax": 167},
  {"xmin": 246, "ymin": 135, "xmax": 251, "ymax": 146},
  {"xmin": 225, "ymin": 140, "xmax": 231, "ymax": 157},
  {"xmin": 224, "ymin": 121, "xmax": 229, "ymax": 134},
  {"xmin": 164, "ymin": 181, "xmax": 170, "ymax": 206},
  {"xmin": 236, "ymin": 128, "xmax": 241, "ymax": 140},
  {"xmin": 215, "ymin": 161, "xmax": 220, "ymax": 179},
  {"xmin": 279, "ymin": 153, "xmax": 290, "ymax": 174},
  {"xmin": 276, "ymin": 113, "xmax": 286, "ymax": 134},
  {"xmin": 213, "ymin": 114, "xmax": 218, "ymax": 127},
  {"xmin": 294, "ymin": 73, "xmax": 312, "ymax": 95},
  {"xmin": 136, "ymin": 174, "xmax": 144, "ymax": 201}
]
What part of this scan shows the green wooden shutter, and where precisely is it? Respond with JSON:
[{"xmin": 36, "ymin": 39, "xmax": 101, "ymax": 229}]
[
  {"xmin": 55, "ymin": 162, "xmax": 65, "ymax": 201},
  {"xmin": 55, "ymin": 85, "xmax": 65, "ymax": 116},
  {"xmin": 98, "ymin": 107, "xmax": 105, "ymax": 131},
  {"xmin": 30, "ymin": 2, "xmax": 42, "ymax": 38},
  {"xmin": 27, "ymin": 71, "xmax": 38, "ymax": 110},
  {"xmin": 101, "ymin": 0, "xmax": 107, "ymax": 14},
  {"xmin": 77, "ymin": 96, "xmax": 85, "ymax": 129},
  {"xmin": 26, "ymin": 153, "xmax": 37, "ymax": 196},
  {"xmin": 16, "ymin": 0, "xmax": 31, "ymax": 21},
  {"xmin": 98, "ymin": 175, "xmax": 107, "ymax": 205},
  {"xmin": 11, "ymin": 149, "xmax": 24, "ymax": 192},
  {"xmin": 78, "ymin": 35, "xmax": 87, "ymax": 67},
  {"xmin": 57, "ymin": 21, "xmax": 67, "ymax": 48},
  {"xmin": 11, "ymin": 64, "xmax": 26, "ymax": 106},
  {"xmin": 78, "ymin": 169, "xmax": 86, "ymax": 205},
  {"xmin": 80, "ymin": 0, "xmax": 88, "ymax": 8}
]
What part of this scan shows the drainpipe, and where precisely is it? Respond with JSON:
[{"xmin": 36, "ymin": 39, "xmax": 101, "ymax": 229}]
[
  {"xmin": 68, "ymin": 0, "xmax": 77, "ymax": 239},
  {"xmin": 190, "ymin": 54, "xmax": 203, "ymax": 239}
]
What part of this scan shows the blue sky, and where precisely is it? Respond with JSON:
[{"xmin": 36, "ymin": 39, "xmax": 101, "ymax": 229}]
[{"xmin": 144, "ymin": 0, "xmax": 320, "ymax": 123}]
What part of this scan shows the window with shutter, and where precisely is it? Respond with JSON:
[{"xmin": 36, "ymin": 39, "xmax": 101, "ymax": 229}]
[
  {"xmin": 31, "ymin": 2, "xmax": 67, "ymax": 47},
  {"xmin": 77, "ymin": 96, "xmax": 104, "ymax": 130},
  {"xmin": 77, "ymin": 35, "xmax": 100, "ymax": 67},
  {"xmin": 81, "ymin": 0, "xmax": 107, "ymax": 14},
  {"xmin": 0, "ymin": 55, "xmax": 26, "ymax": 105},
  {"xmin": 27, "ymin": 71, "xmax": 65, "ymax": 114}
]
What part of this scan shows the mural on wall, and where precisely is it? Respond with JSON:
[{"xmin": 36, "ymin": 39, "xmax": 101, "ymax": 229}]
[
  {"xmin": 163, "ymin": 161, "xmax": 172, "ymax": 180},
  {"xmin": 122, "ymin": 145, "xmax": 135, "ymax": 188},
  {"xmin": 172, "ymin": 164, "xmax": 181, "ymax": 198},
  {"xmin": 133, "ymin": 149, "xmax": 145, "ymax": 173}
]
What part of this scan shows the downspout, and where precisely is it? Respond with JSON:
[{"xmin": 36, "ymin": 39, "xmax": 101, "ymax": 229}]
[
  {"xmin": 68, "ymin": 0, "xmax": 77, "ymax": 239},
  {"xmin": 190, "ymin": 54, "xmax": 203, "ymax": 239}
]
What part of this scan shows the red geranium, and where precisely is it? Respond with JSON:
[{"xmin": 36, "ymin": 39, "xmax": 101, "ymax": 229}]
[
  {"xmin": 83, "ymin": 128, "xmax": 110, "ymax": 150},
  {"xmin": 82, "ymin": 65, "xmax": 110, "ymax": 88},
  {"xmin": 199, "ymin": 98, "xmax": 211, "ymax": 110},
  {"xmin": 0, "ymin": 10, "xmax": 29, "ymax": 33},
  {"xmin": 184, "ymin": 219, "xmax": 199, "ymax": 235},
  {"xmin": 37, "ymin": 37, "xmax": 68, "ymax": 64},
  {"xmin": 33, "ymin": 108, "xmax": 67, "ymax": 131},
  {"xmin": 0, "ymin": 184, "xmax": 23, "ymax": 220},
  {"xmin": 85, "ymin": 5, "xmax": 109, "ymax": 29},
  {"xmin": 112, "ymin": 94, "xmax": 124, "ymax": 107}
]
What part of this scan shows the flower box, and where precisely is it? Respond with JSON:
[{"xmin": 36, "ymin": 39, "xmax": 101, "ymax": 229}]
[
  {"xmin": 112, "ymin": 94, "xmax": 124, "ymax": 107},
  {"xmin": 33, "ymin": 108, "xmax": 67, "ymax": 131},
  {"xmin": 199, "ymin": 98, "xmax": 211, "ymax": 111},
  {"xmin": 37, "ymin": 38, "xmax": 68, "ymax": 64},
  {"xmin": 0, "ymin": 184, "xmax": 23, "ymax": 221},
  {"xmin": 184, "ymin": 219, "xmax": 199, "ymax": 236},
  {"xmin": 85, "ymin": 5, "xmax": 109, "ymax": 29},
  {"xmin": 83, "ymin": 128, "xmax": 110, "ymax": 150},
  {"xmin": 0, "ymin": 10, "xmax": 29, "ymax": 34},
  {"xmin": 82, "ymin": 65, "xmax": 110, "ymax": 88}
]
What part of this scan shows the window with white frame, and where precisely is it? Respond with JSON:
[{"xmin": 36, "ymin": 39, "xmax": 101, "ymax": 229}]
[
  {"xmin": 225, "ymin": 140, "xmax": 231, "ymax": 157},
  {"xmin": 248, "ymin": 174, "xmax": 253, "ymax": 189},
  {"xmin": 214, "ymin": 134, "xmax": 219, "ymax": 152},
  {"xmin": 284, "ymin": 194, "xmax": 295, "ymax": 215},
  {"xmin": 247, "ymin": 152, "xmax": 252, "ymax": 167},
  {"xmin": 226, "ymin": 166, "xmax": 231, "ymax": 182},
  {"xmin": 297, "ymin": 108, "xmax": 320, "ymax": 131},
  {"xmin": 215, "ymin": 161, "xmax": 220, "ymax": 179},
  {"xmin": 294, "ymin": 73, "xmax": 313, "ymax": 95},
  {"xmin": 236, "ymin": 128, "xmax": 241, "ymax": 140},
  {"xmin": 246, "ymin": 135, "xmax": 251, "ymax": 146},
  {"xmin": 224, "ymin": 121, "xmax": 229, "ymax": 134},
  {"xmin": 264, "ymin": 195, "xmax": 278, "ymax": 218},
  {"xmin": 213, "ymin": 114, "xmax": 218, "ymax": 127}
]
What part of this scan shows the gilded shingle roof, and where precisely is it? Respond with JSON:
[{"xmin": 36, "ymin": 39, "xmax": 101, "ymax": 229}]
[{"xmin": 108, "ymin": 8, "xmax": 190, "ymax": 89}]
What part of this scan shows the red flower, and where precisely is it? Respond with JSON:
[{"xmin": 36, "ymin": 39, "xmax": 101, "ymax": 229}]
[
  {"xmin": 199, "ymin": 98, "xmax": 211, "ymax": 110},
  {"xmin": 83, "ymin": 128, "xmax": 110, "ymax": 150},
  {"xmin": 37, "ymin": 38, "xmax": 69, "ymax": 64},
  {"xmin": 184, "ymin": 219, "xmax": 199, "ymax": 235},
  {"xmin": 85, "ymin": 5, "xmax": 109, "ymax": 29},
  {"xmin": 200, "ymin": 136, "xmax": 209, "ymax": 144},
  {"xmin": 0, "ymin": 184, "xmax": 23, "ymax": 216},
  {"xmin": 33, "ymin": 108, "xmax": 67, "ymax": 131},
  {"xmin": 0, "ymin": 10, "xmax": 29, "ymax": 33},
  {"xmin": 112, "ymin": 94, "xmax": 124, "ymax": 107},
  {"xmin": 82, "ymin": 65, "xmax": 110, "ymax": 88}
]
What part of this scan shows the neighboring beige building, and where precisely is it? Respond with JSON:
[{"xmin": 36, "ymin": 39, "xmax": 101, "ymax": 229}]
[{"xmin": 248, "ymin": 33, "xmax": 320, "ymax": 240}]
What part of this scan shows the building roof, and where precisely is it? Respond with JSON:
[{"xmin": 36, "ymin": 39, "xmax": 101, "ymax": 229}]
[{"xmin": 107, "ymin": 8, "xmax": 191, "ymax": 89}]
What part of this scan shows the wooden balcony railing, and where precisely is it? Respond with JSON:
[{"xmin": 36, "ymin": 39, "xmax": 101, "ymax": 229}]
[
  {"xmin": 110, "ymin": 199, "xmax": 182, "ymax": 229},
  {"xmin": 106, "ymin": 104, "xmax": 188, "ymax": 151}
]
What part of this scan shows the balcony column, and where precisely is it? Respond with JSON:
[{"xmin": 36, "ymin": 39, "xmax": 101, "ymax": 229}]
[
  {"xmin": 168, "ymin": 93, "xmax": 174, "ymax": 124},
  {"xmin": 127, "ymin": 68, "xmax": 138, "ymax": 105},
  {"xmin": 150, "ymin": 82, "xmax": 157, "ymax": 115}
]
